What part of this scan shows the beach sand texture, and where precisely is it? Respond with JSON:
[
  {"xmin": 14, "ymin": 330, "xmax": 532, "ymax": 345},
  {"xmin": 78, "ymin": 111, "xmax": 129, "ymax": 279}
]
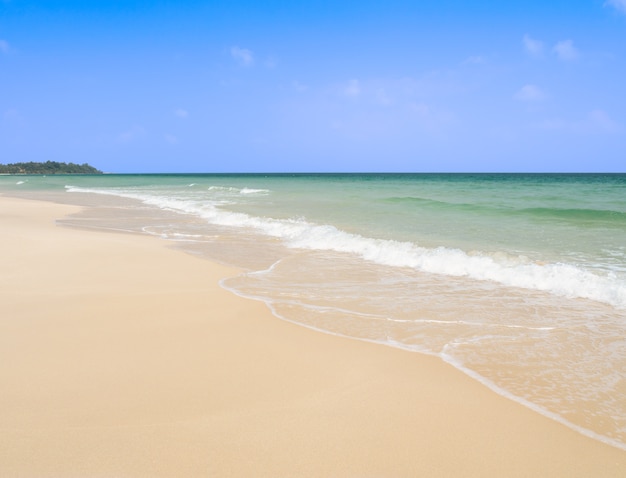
[{"xmin": 1, "ymin": 196, "xmax": 625, "ymax": 477}]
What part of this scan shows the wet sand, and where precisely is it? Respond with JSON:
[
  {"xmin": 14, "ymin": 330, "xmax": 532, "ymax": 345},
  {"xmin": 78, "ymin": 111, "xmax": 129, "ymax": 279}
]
[{"xmin": 1, "ymin": 195, "xmax": 625, "ymax": 477}]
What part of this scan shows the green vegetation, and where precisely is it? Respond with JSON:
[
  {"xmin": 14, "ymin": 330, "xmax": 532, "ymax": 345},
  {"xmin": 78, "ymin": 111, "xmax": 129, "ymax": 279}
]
[{"xmin": 0, "ymin": 161, "xmax": 103, "ymax": 174}]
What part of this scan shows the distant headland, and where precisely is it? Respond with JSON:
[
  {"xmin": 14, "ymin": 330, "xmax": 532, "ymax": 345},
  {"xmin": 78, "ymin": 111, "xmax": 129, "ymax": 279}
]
[{"xmin": 0, "ymin": 161, "xmax": 103, "ymax": 174}]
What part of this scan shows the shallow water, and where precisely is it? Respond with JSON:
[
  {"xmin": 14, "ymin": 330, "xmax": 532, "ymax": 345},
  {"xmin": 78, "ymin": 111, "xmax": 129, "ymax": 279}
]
[{"xmin": 3, "ymin": 173, "xmax": 625, "ymax": 449}]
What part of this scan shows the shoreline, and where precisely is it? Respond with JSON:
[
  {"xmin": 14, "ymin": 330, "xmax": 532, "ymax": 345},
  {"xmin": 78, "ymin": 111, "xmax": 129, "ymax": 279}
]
[
  {"xmin": 1, "ymin": 194, "xmax": 625, "ymax": 477},
  {"xmin": 220, "ymin": 275, "xmax": 626, "ymax": 454}
]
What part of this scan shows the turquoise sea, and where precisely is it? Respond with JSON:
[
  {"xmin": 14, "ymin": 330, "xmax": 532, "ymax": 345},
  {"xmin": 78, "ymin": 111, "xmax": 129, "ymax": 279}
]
[{"xmin": 2, "ymin": 173, "xmax": 626, "ymax": 449}]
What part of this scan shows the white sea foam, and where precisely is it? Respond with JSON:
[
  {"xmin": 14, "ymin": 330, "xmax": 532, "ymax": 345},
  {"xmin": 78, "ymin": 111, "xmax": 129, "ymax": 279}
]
[
  {"xmin": 65, "ymin": 185, "xmax": 626, "ymax": 309},
  {"xmin": 391, "ymin": 317, "xmax": 556, "ymax": 331},
  {"xmin": 207, "ymin": 186, "xmax": 239, "ymax": 193},
  {"xmin": 240, "ymin": 187, "xmax": 270, "ymax": 195},
  {"xmin": 141, "ymin": 226, "xmax": 205, "ymax": 240},
  {"xmin": 205, "ymin": 185, "xmax": 270, "ymax": 195}
]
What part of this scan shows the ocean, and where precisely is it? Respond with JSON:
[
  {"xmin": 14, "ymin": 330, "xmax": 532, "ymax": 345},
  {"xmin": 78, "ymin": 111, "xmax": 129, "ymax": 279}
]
[{"xmin": 2, "ymin": 172, "xmax": 625, "ymax": 450}]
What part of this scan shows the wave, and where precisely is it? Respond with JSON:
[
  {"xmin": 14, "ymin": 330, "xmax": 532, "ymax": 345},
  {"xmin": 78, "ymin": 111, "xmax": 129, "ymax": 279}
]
[
  {"xmin": 386, "ymin": 196, "xmax": 626, "ymax": 224},
  {"xmin": 519, "ymin": 207, "xmax": 626, "ymax": 224},
  {"xmin": 384, "ymin": 196, "xmax": 484, "ymax": 212},
  {"xmin": 240, "ymin": 187, "xmax": 270, "ymax": 195},
  {"xmin": 207, "ymin": 185, "xmax": 270, "ymax": 195},
  {"xmin": 65, "ymin": 185, "xmax": 626, "ymax": 309}
]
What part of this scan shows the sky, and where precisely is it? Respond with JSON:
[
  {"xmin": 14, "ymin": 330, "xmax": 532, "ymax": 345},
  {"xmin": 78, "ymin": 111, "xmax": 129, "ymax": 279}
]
[{"xmin": 1, "ymin": 0, "xmax": 625, "ymax": 173}]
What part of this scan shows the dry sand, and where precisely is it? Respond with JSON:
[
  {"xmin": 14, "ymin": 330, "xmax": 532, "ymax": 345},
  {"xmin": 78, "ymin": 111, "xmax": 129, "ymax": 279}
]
[{"xmin": 1, "ymin": 195, "xmax": 625, "ymax": 477}]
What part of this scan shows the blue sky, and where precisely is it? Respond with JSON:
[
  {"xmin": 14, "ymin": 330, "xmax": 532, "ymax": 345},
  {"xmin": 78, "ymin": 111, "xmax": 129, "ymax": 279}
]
[{"xmin": 1, "ymin": 1, "xmax": 625, "ymax": 172}]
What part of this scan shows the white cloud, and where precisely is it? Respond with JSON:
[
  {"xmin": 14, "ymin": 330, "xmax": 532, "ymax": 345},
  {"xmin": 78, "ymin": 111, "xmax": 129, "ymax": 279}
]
[
  {"xmin": 553, "ymin": 40, "xmax": 579, "ymax": 61},
  {"xmin": 514, "ymin": 84, "xmax": 545, "ymax": 101},
  {"xmin": 523, "ymin": 35, "xmax": 543, "ymax": 57},
  {"xmin": 344, "ymin": 79, "xmax": 361, "ymax": 97},
  {"xmin": 174, "ymin": 108, "xmax": 188, "ymax": 119},
  {"xmin": 605, "ymin": 0, "xmax": 626, "ymax": 14},
  {"xmin": 230, "ymin": 46, "xmax": 254, "ymax": 66},
  {"xmin": 0, "ymin": 40, "xmax": 9, "ymax": 53}
]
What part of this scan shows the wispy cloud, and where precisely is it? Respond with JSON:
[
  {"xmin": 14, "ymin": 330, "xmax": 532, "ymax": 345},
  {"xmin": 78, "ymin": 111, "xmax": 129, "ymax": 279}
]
[
  {"xmin": 344, "ymin": 79, "xmax": 361, "ymax": 97},
  {"xmin": 523, "ymin": 34, "xmax": 543, "ymax": 57},
  {"xmin": 174, "ymin": 108, "xmax": 189, "ymax": 119},
  {"xmin": 605, "ymin": 0, "xmax": 626, "ymax": 14},
  {"xmin": 514, "ymin": 84, "xmax": 546, "ymax": 102},
  {"xmin": 230, "ymin": 46, "xmax": 254, "ymax": 67},
  {"xmin": 553, "ymin": 40, "xmax": 579, "ymax": 61},
  {"xmin": 0, "ymin": 39, "xmax": 10, "ymax": 54},
  {"xmin": 330, "ymin": 74, "xmax": 462, "ymax": 114}
]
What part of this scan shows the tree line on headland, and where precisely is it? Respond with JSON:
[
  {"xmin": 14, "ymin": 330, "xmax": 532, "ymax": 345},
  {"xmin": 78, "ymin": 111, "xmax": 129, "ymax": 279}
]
[{"xmin": 0, "ymin": 161, "xmax": 103, "ymax": 174}]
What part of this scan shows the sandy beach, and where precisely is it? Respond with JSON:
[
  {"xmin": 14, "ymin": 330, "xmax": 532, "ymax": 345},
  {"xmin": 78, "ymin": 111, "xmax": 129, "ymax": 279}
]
[{"xmin": 1, "ymin": 195, "xmax": 625, "ymax": 477}]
